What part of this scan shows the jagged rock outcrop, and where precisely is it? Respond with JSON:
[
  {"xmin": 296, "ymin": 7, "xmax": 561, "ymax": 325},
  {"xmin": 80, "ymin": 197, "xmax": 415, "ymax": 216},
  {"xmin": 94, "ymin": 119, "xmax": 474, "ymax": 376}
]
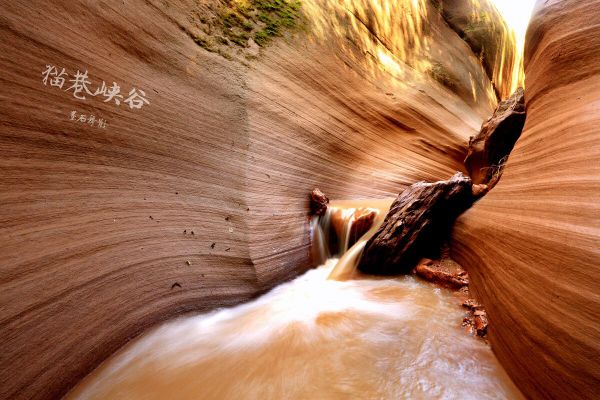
[
  {"xmin": 358, "ymin": 172, "xmax": 474, "ymax": 274},
  {"xmin": 413, "ymin": 256, "xmax": 469, "ymax": 289},
  {"xmin": 309, "ymin": 188, "xmax": 329, "ymax": 216},
  {"xmin": 452, "ymin": 1, "xmax": 600, "ymax": 398},
  {"xmin": 464, "ymin": 88, "xmax": 526, "ymax": 186}
]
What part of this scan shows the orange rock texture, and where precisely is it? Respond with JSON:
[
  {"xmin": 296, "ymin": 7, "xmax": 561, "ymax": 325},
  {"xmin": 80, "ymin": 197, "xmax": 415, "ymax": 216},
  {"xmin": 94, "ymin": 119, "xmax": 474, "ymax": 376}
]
[
  {"xmin": 452, "ymin": 0, "xmax": 600, "ymax": 398},
  {"xmin": 0, "ymin": 1, "xmax": 507, "ymax": 398},
  {"xmin": 2, "ymin": 0, "xmax": 593, "ymax": 399}
]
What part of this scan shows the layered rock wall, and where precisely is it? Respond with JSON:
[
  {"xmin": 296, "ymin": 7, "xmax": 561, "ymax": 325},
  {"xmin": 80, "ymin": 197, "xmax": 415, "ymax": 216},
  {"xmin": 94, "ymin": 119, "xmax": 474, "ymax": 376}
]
[
  {"xmin": 452, "ymin": 1, "xmax": 600, "ymax": 398},
  {"xmin": 0, "ymin": 0, "xmax": 518, "ymax": 398}
]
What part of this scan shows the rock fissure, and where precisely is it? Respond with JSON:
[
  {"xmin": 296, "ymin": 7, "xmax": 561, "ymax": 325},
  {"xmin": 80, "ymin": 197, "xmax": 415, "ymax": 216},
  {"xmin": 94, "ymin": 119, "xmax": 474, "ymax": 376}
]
[
  {"xmin": 311, "ymin": 87, "xmax": 527, "ymax": 338},
  {"xmin": 357, "ymin": 88, "xmax": 526, "ymax": 277}
]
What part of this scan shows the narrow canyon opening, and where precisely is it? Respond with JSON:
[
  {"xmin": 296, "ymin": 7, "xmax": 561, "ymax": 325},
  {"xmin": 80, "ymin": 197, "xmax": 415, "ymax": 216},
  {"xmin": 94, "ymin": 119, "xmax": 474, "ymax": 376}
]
[
  {"xmin": 70, "ymin": 0, "xmax": 528, "ymax": 395},
  {"xmin": 65, "ymin": 80, "xmax": 528, "ymax": 399}
]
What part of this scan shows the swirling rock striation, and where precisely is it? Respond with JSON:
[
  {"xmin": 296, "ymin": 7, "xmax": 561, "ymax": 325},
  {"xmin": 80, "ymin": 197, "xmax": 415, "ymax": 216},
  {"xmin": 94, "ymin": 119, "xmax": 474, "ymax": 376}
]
[
  {"xmin": 0, "ymin": 0, "xmax": 520, "ymax": 399},
  {"xmin": 452, "ymin": 0, "xmax": 600, "ymax": 398}
]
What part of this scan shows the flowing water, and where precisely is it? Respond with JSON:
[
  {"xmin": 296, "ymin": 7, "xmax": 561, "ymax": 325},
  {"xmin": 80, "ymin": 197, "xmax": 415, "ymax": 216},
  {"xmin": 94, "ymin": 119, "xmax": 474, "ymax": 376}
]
[
  {"xmin": 66, "ymin": 203, "xmax": 523, "ymax": 400},
  {"xmin": 312, "ymin": 199, "xmax": 395, "ymax": 280}
]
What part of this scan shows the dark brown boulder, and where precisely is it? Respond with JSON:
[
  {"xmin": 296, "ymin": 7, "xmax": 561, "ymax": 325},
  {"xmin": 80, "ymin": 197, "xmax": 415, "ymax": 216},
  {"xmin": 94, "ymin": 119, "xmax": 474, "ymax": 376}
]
[
  {"xmin": 310, "ymin": 188, "xmax": 329, "ymax": 216},
  {"xmin": 464, "ymin": 88, "xmax": 526, "ymax": 186},
  {"xmin": 358, "ymin": 172, "xmax": 474, "ymax": 275}
]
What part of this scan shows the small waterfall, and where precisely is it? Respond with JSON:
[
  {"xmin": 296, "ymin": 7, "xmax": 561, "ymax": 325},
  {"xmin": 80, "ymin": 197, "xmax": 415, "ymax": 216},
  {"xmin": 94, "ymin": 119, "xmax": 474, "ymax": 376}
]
[
  {"xmin": 67, "ymin": 204, "xmax": 523, "ymax": 400},
  {"xmin": 311, "ymin": 199, "xmax": 395, "ymax": 280}
]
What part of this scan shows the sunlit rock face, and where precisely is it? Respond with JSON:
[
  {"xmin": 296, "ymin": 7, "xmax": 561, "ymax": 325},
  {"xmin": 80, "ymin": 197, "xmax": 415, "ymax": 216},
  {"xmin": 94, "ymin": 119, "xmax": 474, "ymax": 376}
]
[
  {"xmin": 440, "ymin": 0, "xmax": 519, "ymax": 98},
  {"xmin": 0, "ymin": 1, "xmax": 516, "ymax": 399},
  {"xmin": 452, "ymin": 0, "xmax": 600, "ymax": 398}
]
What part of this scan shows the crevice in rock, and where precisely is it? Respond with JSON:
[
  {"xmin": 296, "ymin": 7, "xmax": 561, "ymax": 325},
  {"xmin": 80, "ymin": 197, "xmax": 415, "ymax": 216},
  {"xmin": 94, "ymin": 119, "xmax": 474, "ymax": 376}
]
[
  {"xmin": 311, "ymin": 87, "xmax": 526, "ymax": 338},
  {"xmin": 464, "ymin": 88, "xmax": 526, "ymax": 188},
  {"xmin": 357, "ymin": 87, "xmax": 526, "ymax": 277}
]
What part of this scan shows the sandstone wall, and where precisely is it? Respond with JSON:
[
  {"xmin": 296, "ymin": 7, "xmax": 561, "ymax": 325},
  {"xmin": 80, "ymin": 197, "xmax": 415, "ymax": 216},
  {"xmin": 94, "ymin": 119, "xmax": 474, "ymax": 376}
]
[
  {"xmin": 452, "ymin": 1, "xmax": 600, "ymax": 398},
  {"xmin": 0, "ymin": 1, "xmax": 506, "ymax": 398}
]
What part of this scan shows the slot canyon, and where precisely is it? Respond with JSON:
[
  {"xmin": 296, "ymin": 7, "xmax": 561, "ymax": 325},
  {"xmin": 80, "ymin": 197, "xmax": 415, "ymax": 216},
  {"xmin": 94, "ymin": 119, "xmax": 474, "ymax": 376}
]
[{"xmin": 0, "ymin": 0, "xmax": 598, "ymax": 399}]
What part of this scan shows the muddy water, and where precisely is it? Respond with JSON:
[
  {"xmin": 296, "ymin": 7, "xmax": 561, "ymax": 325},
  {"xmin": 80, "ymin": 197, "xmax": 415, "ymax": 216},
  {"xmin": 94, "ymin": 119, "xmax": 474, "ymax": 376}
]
[
  {"xmin": 66, "ymin": 257, "xmax": 522, "ymax": 399},
  {"xmin": 321, "ymin": 199, "xmax": 395, "ymax": 280}
]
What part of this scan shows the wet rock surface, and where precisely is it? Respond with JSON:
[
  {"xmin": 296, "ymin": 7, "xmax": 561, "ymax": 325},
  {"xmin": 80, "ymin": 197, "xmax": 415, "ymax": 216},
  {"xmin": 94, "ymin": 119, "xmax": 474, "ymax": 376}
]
[
  {"xmin": 358, "ymin": 172, "xmax": 475, "ymax": 275},
  {"xmin": 329, "ymin": 207, "xmax": 377, "ymax": 254},
  {"xmin": 348, "ymin": 208, "xmax": 377, "ymax": 246},
  {"xmin": 413, "ymin": 257, "xmax": 469, "ymax": 290},
  {"xmin": 310, "ymin": 188, "xmax": 329, "ymax": 216},
  {"xmin": 409, "ymin": 245, "xmax": 488, "ymax": 339},
  {"xmin": 464, "ymin": 88, "xmax": 526, "ymax": 186},
  {"xmin": 317, "ymin": 206, "xmax": 378, "ymax": 258},
  {"xmin": 461, "ymin": 299, "xmax": 488, "ymax": 338}
]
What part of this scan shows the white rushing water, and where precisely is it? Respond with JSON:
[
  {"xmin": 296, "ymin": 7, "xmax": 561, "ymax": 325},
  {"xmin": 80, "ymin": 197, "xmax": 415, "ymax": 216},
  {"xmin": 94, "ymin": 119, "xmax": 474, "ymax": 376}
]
[{"xmin": 67, "ymin": 259, "xmax": 522, "ymax": 400}]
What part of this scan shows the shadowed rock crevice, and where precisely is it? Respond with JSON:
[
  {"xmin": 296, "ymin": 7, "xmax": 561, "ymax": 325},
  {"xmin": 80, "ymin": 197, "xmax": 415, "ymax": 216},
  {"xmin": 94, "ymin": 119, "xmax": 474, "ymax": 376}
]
[
  {"xmin": 464, "ymin": 88, "xmax": 526, "ymax": 187},
  {"xmin": 356, "ymin": 87, "xmax": 525, "ymax": 277},
  {"xmin": 357, "ymin": 172, "xmax": 477, "ymax": 275}
]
